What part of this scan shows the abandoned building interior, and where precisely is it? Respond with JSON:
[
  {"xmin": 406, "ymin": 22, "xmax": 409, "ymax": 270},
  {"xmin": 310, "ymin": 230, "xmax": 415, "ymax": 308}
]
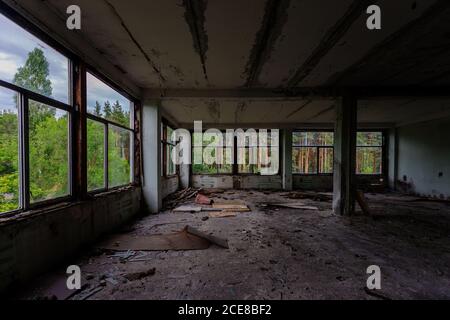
[{"xmin": 0, "ymin": 0, "xmax": 450, "ymax": 300}]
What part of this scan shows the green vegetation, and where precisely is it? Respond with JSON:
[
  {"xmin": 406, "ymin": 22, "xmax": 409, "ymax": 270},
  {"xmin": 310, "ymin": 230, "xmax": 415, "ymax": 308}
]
[{"xmin": 0, "ymin": 48, "xmax": 131, "ymax": 213}]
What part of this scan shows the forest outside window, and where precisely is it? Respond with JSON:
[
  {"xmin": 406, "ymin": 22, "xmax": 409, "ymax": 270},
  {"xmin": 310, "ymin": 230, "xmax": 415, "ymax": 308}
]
[
  {"xmin": 238, "ymin": 131, "xmax": 280, "ymax": 175},
  {"xmin": 356, "ymin": 132, "xmax": 383, "ymax": 175},
  {"xmin": 293, "ymin": 132, "xmax": 334, "ymax": 174},
  {"xmin": 192, "ymin": 132, "xmax": 233, "ymax": 174},
  {"xmin": 0, "ymin": 12, "xmax": 72, "ymax": 214},
  {"xmin": 87, "ymin": 72, "xmax": 134, "ymax": 191},
  {"xmin": 292, "ymin": 131, "xmax": 384, "ymax": 175}
]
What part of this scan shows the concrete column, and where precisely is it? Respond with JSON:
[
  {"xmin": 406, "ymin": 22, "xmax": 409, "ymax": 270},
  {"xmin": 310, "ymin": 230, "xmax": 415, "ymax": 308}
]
[
  {"xmin": 388, "ymin": 128, "xmax": 398, "ymax": 191},
  {"xmin": 142, "ymin": 100, "xmax": 162, "ymax": 214},
  {"xmin": 180, "ymin": 164, "xmax": 190, "ymax": 189},
  {"xmin": 282, "ymin": 129, "xmax": 293, "ymax": 191},
  {"xmin": 333, "ymin": 97, "xmax": 357, "ymax": 216}
]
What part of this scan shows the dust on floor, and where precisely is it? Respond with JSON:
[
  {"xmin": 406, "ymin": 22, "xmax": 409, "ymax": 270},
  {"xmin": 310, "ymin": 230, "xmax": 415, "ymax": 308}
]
[{"xmin": 15, "ymin": 190, "xmax": 450, "ymax": 300}]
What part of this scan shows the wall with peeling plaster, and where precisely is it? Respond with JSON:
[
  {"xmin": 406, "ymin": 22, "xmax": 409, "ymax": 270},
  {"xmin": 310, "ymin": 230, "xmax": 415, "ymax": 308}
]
[
  {"xmin": 162, "ymin": 176, "xmax": 180, "ymax": 199},
  {"xmin": 397, "ymin": 117, "xmax": 450, "ymax": 199},
  {"xmin": 0, "ymin": 188, "xmax": 142, "ymax": 293}
]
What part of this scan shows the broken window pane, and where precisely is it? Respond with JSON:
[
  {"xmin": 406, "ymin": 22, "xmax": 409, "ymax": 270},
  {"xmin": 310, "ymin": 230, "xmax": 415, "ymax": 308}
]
[
  {"xmin": 0, "ymin": 86, "xmax": 19, "ymax": 213},
  {"xmin": 87, "ymin": 119, "xmax": 105, "ymax": 191},
  {"xmin": 29, "ymin": 101, "xmax": 69, "ymax": 203},
  {"xmin": 108, "ymin": 125, "xmax": 132, "ymax": 188},
  {"xmin": 87, "ymin": 72, "xmax": 132, "ymax": 128},
  {"xmin": 0, "ymin": 13, "xmax": 70, "ymax": 104}
]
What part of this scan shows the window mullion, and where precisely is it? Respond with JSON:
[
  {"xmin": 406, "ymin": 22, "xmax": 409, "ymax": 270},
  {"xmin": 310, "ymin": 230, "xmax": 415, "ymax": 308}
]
[
  {"xmin": 18, "ymin": 95, "xmax": 30, "ymax": 210},
  {"xmin": 104, "ymin": 123, "xmax": 109, "ymax": 190}
]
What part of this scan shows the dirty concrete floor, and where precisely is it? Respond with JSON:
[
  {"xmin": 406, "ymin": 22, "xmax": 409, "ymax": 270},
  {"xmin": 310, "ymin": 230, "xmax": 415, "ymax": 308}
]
[{"xmin": 17, "ymin": 190, "xmax": 450, "ymax": 300}]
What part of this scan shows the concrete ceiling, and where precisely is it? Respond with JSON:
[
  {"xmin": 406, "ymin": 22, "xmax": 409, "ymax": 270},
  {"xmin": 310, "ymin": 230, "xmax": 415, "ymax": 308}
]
[
  {"xmin": 8, "ymin": 0, "xmax": 450, "ymax": 90},
  {"xmin": 5, "ymin": 0, "xmax": 450, "ymax": 127},
  {"xmin": 162, "ymin": 98, "xmax": 450, "ymax": 128}
]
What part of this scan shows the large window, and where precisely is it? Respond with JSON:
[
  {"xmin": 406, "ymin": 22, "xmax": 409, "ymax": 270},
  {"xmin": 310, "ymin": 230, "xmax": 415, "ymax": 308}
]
[
  {"xmin": 192, "ymin": 132, "xmax": 233, "ymax": 174},
  {"xmin": 237, "ymin": 130, "xmax": 279, "ymax": 175},
  {"xmin": 292, "ymin": 131, "xmax": 384, "ymax": 175},
  {"xmin": 357, "ymin": 132, "xmax": 383, "ymax": 175},
  {"xmin": 0, "ymin": 12, "xmax": 71, "ymax": 213},
  {"xmin": 293, "ymin": 132, "xmax": 334, "ymax": 174},
  {"xmin": 87, "ymin": 72, "xmax": 133, "ymax": 191}
]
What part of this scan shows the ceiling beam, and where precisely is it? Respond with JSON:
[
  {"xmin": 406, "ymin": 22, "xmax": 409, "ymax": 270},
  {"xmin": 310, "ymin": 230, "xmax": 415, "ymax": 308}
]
[
  {"xmin": 144, "ymin": 86, "xmax": 450, "ymax": 100},
  {"xmin": 286, "ymin": 0, "xmax": 373, "ymax": 87},
  {"xmin": 178, "ymin": 122, "xmax": 395, "ymax": 130},
  {"xmin": 244, "ymin": 0, "xmax": 290, "ymax": 87}
]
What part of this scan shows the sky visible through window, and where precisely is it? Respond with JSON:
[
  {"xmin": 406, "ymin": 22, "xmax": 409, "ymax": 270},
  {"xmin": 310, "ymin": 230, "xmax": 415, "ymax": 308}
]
[{"xmin": 0, "ymin": 13, "xmax": 69, "ymax": 107}]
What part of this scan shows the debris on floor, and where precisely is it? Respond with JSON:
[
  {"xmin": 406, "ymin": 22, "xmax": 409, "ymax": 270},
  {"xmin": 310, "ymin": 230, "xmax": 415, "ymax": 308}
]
[
  {"xmin": 196, "ymin": 194, "xmax": 213, "ymax": 205},
  {"xmin": 173, "ymin": 205, "xmax": 202, "ymax": 213},
  {"xmin": 123, "ymin": 268, "xmax": 156, "ymax": 281},
  {"xmin": 163, "ymin": 187, "xmax": 200, "ymax": 209},
  {"xmin": 97, "ymin": 226, "xmax": 211, "ymax": 251},
  {"xmin": 268, "ymin": 202, "xmax": 320, "ymax": 210},
  {"xmin": 209, "ymin": 211, "xmax": 237, "ymax": 218},
  {"xmin": 282, "ymin": 191, "xmax": 332, "ymax": 202}
]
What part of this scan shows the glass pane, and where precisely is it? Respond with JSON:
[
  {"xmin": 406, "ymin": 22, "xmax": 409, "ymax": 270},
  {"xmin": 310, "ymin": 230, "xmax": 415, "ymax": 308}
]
[
  {"xmin": 293, "ymin": 132, "xmax": 334, "ymax": 146},
  {"xmin": 0, "ymin": 14, "xmax": 69, "ymax": 103},
  {"xmin": 357, "ymin": 132, "xmax": 382, "ymax": 146},
  {"xmin": 108, "ymin": 125, "xmax": 131, "ymax": 187},
  {"xmin": 292, "ymin": 147, "xmax": 317, "ymax": 174},
  {"xmin": 0, "ymin": 87, "xmax": 19, "ymax": 213},
  {"xmin": 87, "ymin": 72, "xmax": 131, "ymax": 128},
  {"xmin": 166, "ymin": 126, "xmax": 176, "ymax": 175},
  {"xmin": 238, "ymin": 148, "xmax": 252, "ymax": 173},
  {"xmin": 29, "ymin": 101, "xmax": 69, "ymax": 202},
  {"xmin": 319, "ymin": 148, "xmax": 333, "ymax": 174},
  {"xmin": 87, "ymin": 119, "xmax": 105, "ymax": 191},
  {"xmin": 357, "ymin": 147, "xmax": 382, "ymax": 174}
]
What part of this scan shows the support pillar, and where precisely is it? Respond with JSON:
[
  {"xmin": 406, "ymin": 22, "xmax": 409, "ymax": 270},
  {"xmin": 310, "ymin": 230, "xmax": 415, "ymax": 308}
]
[
  {"xmin": 388, "ymin": 128, "xmax": 398, "ymax": 191},
  {"xmin": 142, "ymin": 100, "xmax": 162, "ymax": 214},
  {"xmin": 282, "ymin": 129, "xmax": 293, "ymax": 191},
  {"xmin": 333, "ymin": 96, "xmax": 357, "ymax": 216}
]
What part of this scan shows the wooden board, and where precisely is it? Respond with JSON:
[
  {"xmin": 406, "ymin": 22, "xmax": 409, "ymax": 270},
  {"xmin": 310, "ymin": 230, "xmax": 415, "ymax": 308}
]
[{"xmin": 209, "ymin": 211, "xmax": 237, "ymax": 218}]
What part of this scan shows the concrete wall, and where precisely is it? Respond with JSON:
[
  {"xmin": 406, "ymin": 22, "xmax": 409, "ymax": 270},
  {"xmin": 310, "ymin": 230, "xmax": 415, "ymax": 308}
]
[
  {"xmin": 192, "ymin": 175, "xmax": 282, "ymax": 189},
  {"xmin": 162, "ymin": 176, "xmax": 180, "ymax": 199},
  {"xmin": 397, "ymin": 117, "xmax": 450, "ymax": 199},
  {"xmin": 0, "ymin": 187, "xmax": 142, "ymax": 293}
]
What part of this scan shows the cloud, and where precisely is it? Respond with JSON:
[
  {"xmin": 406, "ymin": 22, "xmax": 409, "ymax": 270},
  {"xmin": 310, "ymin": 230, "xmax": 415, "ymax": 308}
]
[{"xmin": 0, "ymin": 13, "xmax": 69, "ymax": 104}]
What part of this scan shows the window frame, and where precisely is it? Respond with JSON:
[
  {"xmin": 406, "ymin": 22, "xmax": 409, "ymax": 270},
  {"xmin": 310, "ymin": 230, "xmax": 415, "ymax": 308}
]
[
  {"xmin": 292, "ymin": 130, "xmax": 335, "ymax": 176},
  {"xmin": 0, "ymin": 76, "xmax": 74, "ymax": 212},
  {"xmin": 191, "ymin": 130, "xmax": 281, "ymax": 176},
  {"xmin": 86, "ymin": 70, "xmax": 135, "ymax": 194},
  {"xmin": 0, "ymin": 5, "xmax": 140, "ymax": 216},
  {"xmin": 356, "ymin": 130, "xmax": 385, "ymax": 176},
  {"xmin": 292, "ymin": 129, "xmax": 386, "ymax": 177},
  {"xmin": 161, "ymin": 120, "xmax": 178, "ymax": 178}
]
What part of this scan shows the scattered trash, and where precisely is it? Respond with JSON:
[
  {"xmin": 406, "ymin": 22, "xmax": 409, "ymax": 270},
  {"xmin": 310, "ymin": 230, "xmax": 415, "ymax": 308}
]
[
  {"xmin": 163, "ymin": 187, "xmax": 200, "ymax": 210},
  {"xmin": 196, "ymin": 194, "xmax": 213, "ymax": 205},
  {"xmin": 123, "ymin": 268, "xmax": 156, "ymax": 281},
  {"xmin": 76, "ymin": 285, "xmax": 104, "ymax": 300}
]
